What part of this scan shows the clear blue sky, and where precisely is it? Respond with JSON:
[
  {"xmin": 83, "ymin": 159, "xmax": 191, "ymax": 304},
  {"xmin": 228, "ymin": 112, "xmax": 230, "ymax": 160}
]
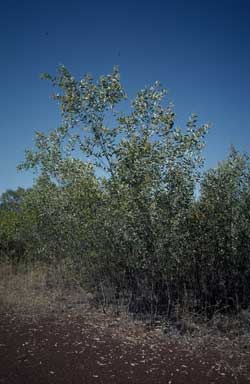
[{"xmin": 1, "ymin": 0, "xmax": 250, "ymax": 193}]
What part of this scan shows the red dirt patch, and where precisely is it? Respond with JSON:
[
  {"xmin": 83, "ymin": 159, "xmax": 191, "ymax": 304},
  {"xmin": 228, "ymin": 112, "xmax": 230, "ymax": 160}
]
[{"xmin": 0, "ymin": 310, "xmax": 249, "ymax": 384}]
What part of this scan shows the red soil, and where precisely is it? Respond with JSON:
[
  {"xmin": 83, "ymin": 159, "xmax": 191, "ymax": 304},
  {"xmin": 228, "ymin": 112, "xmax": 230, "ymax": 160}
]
[{"xmin": 0, "ymin": 310, "xmax": 249, "ymax": 384}]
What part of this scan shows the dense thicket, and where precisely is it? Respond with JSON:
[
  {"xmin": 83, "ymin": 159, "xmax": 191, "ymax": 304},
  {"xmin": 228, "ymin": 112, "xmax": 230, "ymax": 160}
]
[{"xmin": 1, "ymin": 66, "xmax": 250, "ymax": 318}]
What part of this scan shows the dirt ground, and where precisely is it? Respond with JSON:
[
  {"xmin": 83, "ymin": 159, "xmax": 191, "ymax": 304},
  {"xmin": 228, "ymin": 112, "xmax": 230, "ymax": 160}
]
[{"xmin": 1, "ymin": 308, "xmax": 249, "ymax": 384}]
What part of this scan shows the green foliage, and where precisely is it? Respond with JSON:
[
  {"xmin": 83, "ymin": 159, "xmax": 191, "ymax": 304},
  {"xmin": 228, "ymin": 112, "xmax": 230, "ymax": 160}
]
[
  {"xmin": 2, "ymin": 65, "xmax": 247, "ymax": 317},
  {"xmin": 18, "ymin": 66, "xmax": 208, "ymax": 184},
  {"xmin": 187, "ymin": 147, "xmax": 250, "ymax": 313},
  {"xmin": 0, "ymin": 187, "xmax": 27, "ymax": 212},
  {"xmin": 0, "ymin": 189, "xmax": 27, "ymax": 263}
]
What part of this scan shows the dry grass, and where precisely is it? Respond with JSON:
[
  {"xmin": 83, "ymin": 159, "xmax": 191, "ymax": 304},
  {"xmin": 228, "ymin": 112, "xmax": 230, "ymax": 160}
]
[
  {"xmin": 161, "ymin": 311, "xmax": 250, "ymax": 382},
  {"xmin": 0, "ymin": 262, "xmax": 91, "ymax": 317}
]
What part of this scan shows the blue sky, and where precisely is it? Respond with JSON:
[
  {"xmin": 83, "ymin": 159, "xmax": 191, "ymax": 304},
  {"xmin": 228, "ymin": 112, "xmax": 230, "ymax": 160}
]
[{"xmin": 1, "ymin": 0, "xmax": 250, "ymax": 193}]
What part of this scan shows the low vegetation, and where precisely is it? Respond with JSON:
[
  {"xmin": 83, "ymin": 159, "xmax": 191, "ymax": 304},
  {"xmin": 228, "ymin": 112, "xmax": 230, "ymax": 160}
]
[{"xmin": 1, "ymin": 65, "xmax": 250, "ymax": 325}]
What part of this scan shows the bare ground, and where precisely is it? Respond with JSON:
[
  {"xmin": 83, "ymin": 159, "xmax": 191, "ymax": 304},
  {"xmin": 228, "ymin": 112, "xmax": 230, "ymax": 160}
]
[
  {"xmin": 0, "ymin": 306, "xmax": 250, "ymax": 384},
  {"xmin": 0, "ymin": 264, "xmax": 249, "ymax": 383}
]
